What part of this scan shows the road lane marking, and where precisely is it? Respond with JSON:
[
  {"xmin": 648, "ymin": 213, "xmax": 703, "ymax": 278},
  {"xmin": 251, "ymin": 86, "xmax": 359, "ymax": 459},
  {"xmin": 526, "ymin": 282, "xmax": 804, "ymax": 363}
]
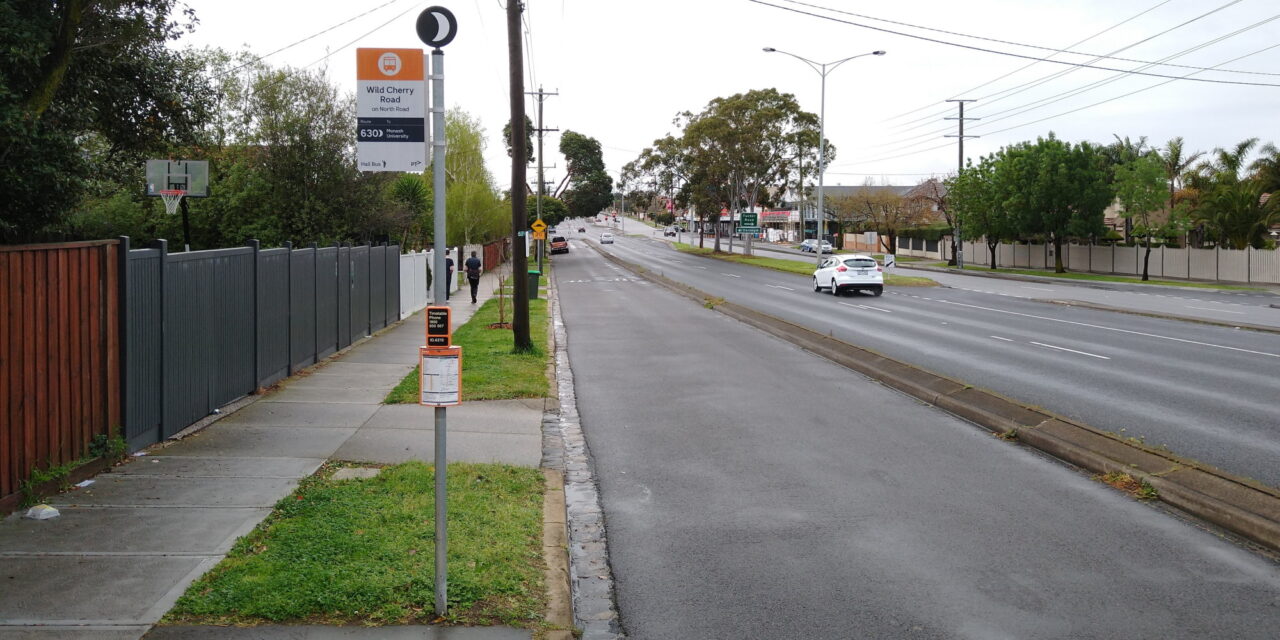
[
  {"xmin": 1022, "ymin": 286, "xmax": 1055, "ymax": 291},
  {"xmin": 1031, "ymin": 341, "xmax": 1110, "ymax": 360},
  {"xmin": 856, "ymin": 305, "xmax": 892, "ymax": 313},
  {"xmin": 837, "ymin": 302, "xmax": 860, "ymax": 309},
  {"xmin": 990, "ymin": 336, "xmax": 1014, "ymax": 342},
  {"xmin": 721, "ymin": 273, "xmax": 742, "ymax": 278},
  {"xmin": 1187, "ymin": 306, "xmax": 1245, "ymax": 314},
  {"xmin": 935, "ymin": 299, "xmax": 1280, "ymax": 358},
  {"xmin": 766, "ymin": 284, "xmax": 795, "ymax": 291},
  {"xmin": 695, "ymin": 266, "xmax": 708, "ymax": 270}
]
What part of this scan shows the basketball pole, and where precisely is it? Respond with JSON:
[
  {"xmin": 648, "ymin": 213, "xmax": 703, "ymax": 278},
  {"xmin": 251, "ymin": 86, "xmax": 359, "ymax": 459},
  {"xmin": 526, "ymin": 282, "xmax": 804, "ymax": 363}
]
[{"xmin": 180, "ymin": 198, "xmax": 192, "ymax": 252}]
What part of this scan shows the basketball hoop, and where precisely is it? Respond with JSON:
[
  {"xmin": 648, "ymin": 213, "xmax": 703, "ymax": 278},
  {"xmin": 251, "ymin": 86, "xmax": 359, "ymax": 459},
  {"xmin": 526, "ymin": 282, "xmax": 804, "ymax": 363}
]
[{"xmin": 159, "ymin": 189, "xmax": 186, "ymax": 216}]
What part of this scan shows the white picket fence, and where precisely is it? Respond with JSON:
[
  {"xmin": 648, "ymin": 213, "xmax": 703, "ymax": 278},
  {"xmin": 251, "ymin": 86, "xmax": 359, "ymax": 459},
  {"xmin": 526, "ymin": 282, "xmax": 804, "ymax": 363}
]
[
  {"xmin": 889, "ymin": 235, "xmax": 1280, "ymax": 284},
  {"xmin": 399, "ymin": 244, "xmax": 484, "ymax": 319}
]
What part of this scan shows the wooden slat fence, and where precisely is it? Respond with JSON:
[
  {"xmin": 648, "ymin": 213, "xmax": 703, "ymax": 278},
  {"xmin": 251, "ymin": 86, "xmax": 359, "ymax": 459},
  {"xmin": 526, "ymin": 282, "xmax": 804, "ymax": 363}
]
[{"xmin": 1, "ymin": 240, "xmax": 120, "ymax": 506}]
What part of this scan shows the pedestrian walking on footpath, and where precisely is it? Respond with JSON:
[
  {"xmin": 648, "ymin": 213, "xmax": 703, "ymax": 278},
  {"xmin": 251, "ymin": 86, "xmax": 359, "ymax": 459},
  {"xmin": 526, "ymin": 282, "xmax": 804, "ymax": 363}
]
[
  {"xmin": 465, "ymin": 251, "xmax": 482, "ymax": 303},
  {"xmin": 445, "ymin": 255, "xmax": 454, "ymax": 301}
]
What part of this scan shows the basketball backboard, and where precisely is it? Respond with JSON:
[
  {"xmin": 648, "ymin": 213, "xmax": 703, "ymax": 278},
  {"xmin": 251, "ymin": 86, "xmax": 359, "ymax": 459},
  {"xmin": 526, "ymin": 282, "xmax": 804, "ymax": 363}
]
[{"xmin": 145, "ymin": 159, "xmax": 209, "ymax": 197}]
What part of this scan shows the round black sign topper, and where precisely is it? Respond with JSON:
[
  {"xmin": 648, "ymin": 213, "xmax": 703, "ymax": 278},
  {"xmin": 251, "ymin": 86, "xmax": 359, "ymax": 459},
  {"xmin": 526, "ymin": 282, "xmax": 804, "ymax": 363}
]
[{"xmin": 416, "ymin": 6, "xmax": 457, "ymax": 48}]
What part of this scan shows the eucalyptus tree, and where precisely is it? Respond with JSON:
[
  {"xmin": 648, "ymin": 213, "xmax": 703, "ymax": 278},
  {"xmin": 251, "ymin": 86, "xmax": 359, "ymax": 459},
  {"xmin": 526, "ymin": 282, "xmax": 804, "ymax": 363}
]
[{"xmin": 556, "ymin": 130, "xmax": 613, "ymax": 219}]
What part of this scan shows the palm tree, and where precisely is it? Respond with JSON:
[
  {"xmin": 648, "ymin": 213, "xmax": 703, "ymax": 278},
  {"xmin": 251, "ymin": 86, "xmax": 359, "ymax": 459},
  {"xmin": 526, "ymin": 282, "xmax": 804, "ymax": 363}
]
[
  {"xmin": 1249, "ymin": 142, "xmax": 1280, "ymax": 193},
  {"xmin": 1198, "ymin": 137, "xmax": 1260, "ymax": 184},
  {"xmin": 1194, "ymin": 181, "xmax": 1278, "ymax": 249}
]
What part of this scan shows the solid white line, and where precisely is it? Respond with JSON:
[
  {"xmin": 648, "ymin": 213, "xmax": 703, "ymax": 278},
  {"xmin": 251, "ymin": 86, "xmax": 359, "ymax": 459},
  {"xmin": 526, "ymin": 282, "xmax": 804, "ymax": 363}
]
[
  {"xmin": 766, "ymin": 284, "xmax": 795, "ymax": 291},
  {"xmin": 935, "ymin": 299, "xmax": 1280, "ymax": 358},
  {"xmin": 1030, "ymin": 341, "xmax": 1110, "ymax": 360},
  {"xmin": 856, "ymin": 305, "xmax": 892, "ymax": 313},
  {"xmin": 1187, "ymin": 306, "xmax": 1245, "ymax": 314},
  {"xmin": 990, "ymin": 336, "xmax": 1014, "ymax": 342},
  {"xmin": 722, "ymin": 273, "xmax": 742, "ymax": 278}
]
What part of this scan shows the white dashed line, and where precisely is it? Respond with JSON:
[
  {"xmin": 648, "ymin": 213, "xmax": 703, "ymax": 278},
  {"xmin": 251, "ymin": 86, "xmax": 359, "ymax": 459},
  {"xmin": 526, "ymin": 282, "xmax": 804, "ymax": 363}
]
[
  {"xmin": 856, "ymin": 305, "xmax": 892, "ymax": 313},
  {"xmin": 766, "ymin": 284, "xmax": 795, "ymax": 291},
  {"xmin": 721, "ymin": 273, "xmax": 742, "ymax": 278},
  {"xmin": 990, "ymin": 336, "xmax": 1014, "ymax": 342},
  {"xmin": 1030, "ymin": 341, "xmax": 1110, "ymax": 360}
]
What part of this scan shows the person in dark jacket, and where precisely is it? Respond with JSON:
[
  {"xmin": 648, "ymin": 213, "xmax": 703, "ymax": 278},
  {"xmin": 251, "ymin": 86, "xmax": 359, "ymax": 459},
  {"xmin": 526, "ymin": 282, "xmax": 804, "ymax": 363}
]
[
  {"xmin": 444, "ymin": 255, "xmax": 454, "ymax": 301},
  {"xmin": 464, "ymin": 251, "xmax": 482, "ymax": 303}
]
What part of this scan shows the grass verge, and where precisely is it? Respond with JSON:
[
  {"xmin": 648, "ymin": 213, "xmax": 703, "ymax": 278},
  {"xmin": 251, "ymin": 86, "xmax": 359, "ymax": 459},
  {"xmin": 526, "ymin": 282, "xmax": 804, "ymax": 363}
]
[
  {"xmin": 385, "ymin": 293, "xmax": 549, "ymax": 404},
  {"xmin": 929, "ymin": 263, "xmax": 1263, "ymax": 291},
  {"xmin": 165, "ymin": 461, "xmax": 546, "ymax": 626},
  {"xmin": 673, "ymin": 243, "xmax": 938, "ymax": 287}
]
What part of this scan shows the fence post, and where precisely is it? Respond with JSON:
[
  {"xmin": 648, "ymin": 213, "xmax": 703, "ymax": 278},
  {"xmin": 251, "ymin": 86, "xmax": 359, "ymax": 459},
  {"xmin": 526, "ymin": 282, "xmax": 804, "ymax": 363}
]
[
  {"xmin": 117, "ymin": 236, "xmax": 130, "ymax": 443},
  {"xmin": 284, "ymin": 241, "xmax": 293, "ymax": 374},
  {"xmin": 312, "ymin": 242, "xmax": 319, "ymax": 361},
  {"xmin": 249, "ymin": 239, "xmax": 260, "ymax": 388},
  {"xmin": 335, "ymin": 242, "xmax": 342, "ymax": 350},
  {"xmin": 155, "ymin": 239, "xmax": 168, "ymax": 437}
]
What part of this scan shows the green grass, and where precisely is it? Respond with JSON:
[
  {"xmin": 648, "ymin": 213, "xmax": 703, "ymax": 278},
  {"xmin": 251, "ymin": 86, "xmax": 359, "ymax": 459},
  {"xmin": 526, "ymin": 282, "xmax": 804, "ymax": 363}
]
[
  {"xmin": 385, "ymin": 293, "xmax": 550, "ymax": 404},
  {"xmin": 672, "ymin": 242, "xmax": 938, "ymax": 287},
  {"xmin": 165, "ymin": 461, "xmax": 546, "ymax": 626},
  {"xmin": 934, "ymin": 264, "xmax": 1263, "ymax": 290}
]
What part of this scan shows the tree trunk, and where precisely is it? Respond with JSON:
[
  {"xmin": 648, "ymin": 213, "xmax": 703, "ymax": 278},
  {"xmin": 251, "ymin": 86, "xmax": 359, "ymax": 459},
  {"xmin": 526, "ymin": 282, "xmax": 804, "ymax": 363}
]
[
  {"xmin": 988, "ymin": 241, "xmax": 998, "ymax": 269},
  {"xmin": 507, "ymin": 0, "xmax": 532, "ymax": 351},
  {"xmin": 1053, "ymin": 235, "xmax": 1065, "ymax": 273},
  {"xmin": 948, "ymin": 236, "xmax": 958, "ymax": 267},
  {"xmin": 25, "ymin": 0, "xmax": 84, "ymax": 118},
  {"xmin": 1142, "ymin": 238, "xmax": 1152, "ymax": 281}
]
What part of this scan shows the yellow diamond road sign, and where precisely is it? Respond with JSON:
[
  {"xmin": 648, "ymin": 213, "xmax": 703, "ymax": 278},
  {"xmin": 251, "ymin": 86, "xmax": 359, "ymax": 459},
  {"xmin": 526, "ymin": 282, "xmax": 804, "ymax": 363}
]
[{"xmin": 531, "ymin": 219, "xmax": 547, "ymax": 232}]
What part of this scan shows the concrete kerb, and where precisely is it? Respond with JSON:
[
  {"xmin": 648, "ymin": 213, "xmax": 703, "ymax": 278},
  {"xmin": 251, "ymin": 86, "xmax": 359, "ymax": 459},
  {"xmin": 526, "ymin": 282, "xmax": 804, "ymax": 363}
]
[{"xmin": 589, "ymin": 243, "xmax": 1280, "ymax": 554}]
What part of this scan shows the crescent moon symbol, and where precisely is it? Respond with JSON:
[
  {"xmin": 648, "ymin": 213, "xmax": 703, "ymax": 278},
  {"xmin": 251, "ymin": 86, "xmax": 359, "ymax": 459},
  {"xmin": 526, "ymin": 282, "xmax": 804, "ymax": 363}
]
[{"xmin": 433, "ymin": 12, "xmax": 452, "ymax": 42}]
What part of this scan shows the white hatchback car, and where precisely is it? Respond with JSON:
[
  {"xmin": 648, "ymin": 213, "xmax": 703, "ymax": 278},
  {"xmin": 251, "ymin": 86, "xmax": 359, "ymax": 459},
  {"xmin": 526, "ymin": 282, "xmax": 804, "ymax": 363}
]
[
  {"xmin": 813, "ymin": 254, "xmax": 884, "ymax": 296},
  {"xmin": 600, "ymin": 232, "xmax": 614, "ymax": 244}
]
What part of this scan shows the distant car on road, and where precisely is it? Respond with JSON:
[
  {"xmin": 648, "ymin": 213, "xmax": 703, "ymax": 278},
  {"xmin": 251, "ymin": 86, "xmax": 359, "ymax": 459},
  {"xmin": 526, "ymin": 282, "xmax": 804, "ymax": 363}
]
[
  {"xmin": 549, "ymin": 236, "xmax": 568, "ymax": 254},
  {"xmin": 800, "ymin": 239, "xmax": 833, "ymax": 253},
  {"xmin": 663, "ymin": 227, "xmax": 677, "ymax": 237},
  {"xmin": 600, "ymin": 232, "xmax": 614, "ymax": 244},
  {"xmin": 813, "ymin": 254, "xmax": 883, "ymax": 296},
  {"xmin": 578, "ymin": 226, "xmax": 586, "ymax": 233}
]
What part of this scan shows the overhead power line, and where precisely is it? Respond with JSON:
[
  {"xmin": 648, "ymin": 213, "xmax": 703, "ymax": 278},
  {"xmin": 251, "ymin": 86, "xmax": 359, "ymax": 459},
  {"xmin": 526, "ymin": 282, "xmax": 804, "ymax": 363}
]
[
  {"xmin": 878, "ymin": 0, "xmax": 1179, "ymax": 125},
  {"xmin": 839, "ymin": 41, "xmax": 1280, "ymax": 168},
  {"xmin": 776, "ymin": 0, "xmax": 1274, "ymax": 79},
  {"xmin": 748, "ymin": 0, "xmax": 1280, "ymax": 87},
  {"xmin": 861, "ymin": 11, "xmax": 1280, "ymax": 158},
  {"xmin": 218, "ymin": 0, "xmax": 408, "ymax": 77}
]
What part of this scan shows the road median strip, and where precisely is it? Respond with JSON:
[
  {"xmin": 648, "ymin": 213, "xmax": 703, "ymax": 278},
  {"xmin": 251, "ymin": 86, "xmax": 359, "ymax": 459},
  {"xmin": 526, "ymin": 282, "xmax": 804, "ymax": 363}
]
[{"xmin": 589, "ymin": 242, "xmax": 1280, "ymax": 554}]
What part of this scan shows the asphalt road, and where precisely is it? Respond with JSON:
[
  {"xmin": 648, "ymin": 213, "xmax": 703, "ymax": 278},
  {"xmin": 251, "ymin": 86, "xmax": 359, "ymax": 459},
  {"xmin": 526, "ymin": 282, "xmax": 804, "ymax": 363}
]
[
  {"xmin": 579, "ymin": 229, "xmax": 1280, "ymax": 490},
  {"xmin": 553, "ymin": 243, "xmax": 1280, "ymax": 639},
  {"xmin": 628, "ymin": 223, "xmax": 1280, "ymax": 329}
]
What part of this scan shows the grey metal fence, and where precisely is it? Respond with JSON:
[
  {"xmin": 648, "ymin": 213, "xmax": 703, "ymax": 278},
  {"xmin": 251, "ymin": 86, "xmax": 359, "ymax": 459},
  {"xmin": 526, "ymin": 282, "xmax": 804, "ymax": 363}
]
[{"xmin": 123, "ymin": 239, "xmax": 400, "ymax": 451}]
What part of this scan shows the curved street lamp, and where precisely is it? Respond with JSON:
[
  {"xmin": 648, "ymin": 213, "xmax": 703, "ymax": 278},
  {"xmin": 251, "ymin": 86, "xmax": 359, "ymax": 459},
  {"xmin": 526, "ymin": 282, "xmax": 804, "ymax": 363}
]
[{"xmin": 763, "ymin": 47, "xmax": 885, "ymax": 272}]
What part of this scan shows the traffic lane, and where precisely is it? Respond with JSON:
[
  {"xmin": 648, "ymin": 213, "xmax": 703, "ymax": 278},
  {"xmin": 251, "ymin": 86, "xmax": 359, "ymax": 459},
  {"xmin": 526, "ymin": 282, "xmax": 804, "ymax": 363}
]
[
  {"xmin": 555, "ymin": 246, "xmax": 1280, "ymax": 639},
  {"xmin": 597, "ymin": 237, "xmax": 1280, "ymax": 487},
  {"xmin": 898, "ymin": 266, "xmax": 1280, "ymax": 328}
]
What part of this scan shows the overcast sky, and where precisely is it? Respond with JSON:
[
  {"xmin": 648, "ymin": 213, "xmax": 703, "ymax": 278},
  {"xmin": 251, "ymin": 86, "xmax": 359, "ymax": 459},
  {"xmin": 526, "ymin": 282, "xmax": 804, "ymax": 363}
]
[{"xmin": 177, "ymin": 0, "xmax": 1280, "ymax": 192}]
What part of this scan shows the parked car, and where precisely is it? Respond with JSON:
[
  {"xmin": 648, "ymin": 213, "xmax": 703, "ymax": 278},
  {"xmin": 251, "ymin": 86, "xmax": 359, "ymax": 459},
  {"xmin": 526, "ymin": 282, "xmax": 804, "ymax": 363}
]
[
  {"xmin": 600, "ymin": 232, "xmax": 615, "ymax": 244},
  {"xmin": 813, "ymin": 254, "xmax": 883, "ymax": 296},
  {"xmin": 578, "ymin": 226, "xmax": 586, "ymax": 233},
  {"xmin": 549, "ymin": 236, "xmax": 569, "ymax": 254},
  {"xmin": 663, "ymin": 227, "xmax": 678, "ymax": 237},
  {"xmin": 799, "ymin": 239, "xmax": 833, "ymax": 253}
]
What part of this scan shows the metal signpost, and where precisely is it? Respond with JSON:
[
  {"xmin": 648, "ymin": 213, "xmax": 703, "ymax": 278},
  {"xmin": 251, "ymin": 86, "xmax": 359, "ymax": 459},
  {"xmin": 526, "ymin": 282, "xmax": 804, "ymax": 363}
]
[{"xmin": 415, "ymin": 5, "xmax": 458, "ymax": 619}]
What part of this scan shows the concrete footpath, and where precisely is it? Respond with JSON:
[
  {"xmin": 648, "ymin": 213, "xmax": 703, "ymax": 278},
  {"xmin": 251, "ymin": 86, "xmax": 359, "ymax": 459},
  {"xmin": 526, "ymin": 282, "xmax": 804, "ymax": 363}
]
[{"xmin": 0, "ymin": 270, "xmax": 547, "ymax": 640}]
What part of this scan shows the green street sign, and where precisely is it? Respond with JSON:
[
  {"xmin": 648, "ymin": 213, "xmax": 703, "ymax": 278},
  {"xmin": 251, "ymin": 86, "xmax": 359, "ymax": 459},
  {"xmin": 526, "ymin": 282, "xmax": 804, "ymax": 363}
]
[
  {"xmin": 739, "ymin": 212, "xmax": 758, "ymax": 227},
  {"xmin": 735, "ymin": 226, "xmax": 762, "ymax": 234}
]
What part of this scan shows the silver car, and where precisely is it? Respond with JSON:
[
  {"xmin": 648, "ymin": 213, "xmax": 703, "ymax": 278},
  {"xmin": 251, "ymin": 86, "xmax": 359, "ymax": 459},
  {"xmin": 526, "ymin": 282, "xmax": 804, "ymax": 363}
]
[
  {"xmin": 600, "ymin": 232, "xmax": 614, "ymax": 244},
  {"xmin": 813, "ymin": 254, "xmax": 883, "ymax": 296}
]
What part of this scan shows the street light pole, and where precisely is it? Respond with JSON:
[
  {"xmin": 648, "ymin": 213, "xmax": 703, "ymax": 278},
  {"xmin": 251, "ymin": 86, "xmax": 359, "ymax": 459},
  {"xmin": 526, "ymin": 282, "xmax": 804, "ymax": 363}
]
[{"xmin": 764, "ymin": 47, "xmax": 885, "ymax": 276}]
